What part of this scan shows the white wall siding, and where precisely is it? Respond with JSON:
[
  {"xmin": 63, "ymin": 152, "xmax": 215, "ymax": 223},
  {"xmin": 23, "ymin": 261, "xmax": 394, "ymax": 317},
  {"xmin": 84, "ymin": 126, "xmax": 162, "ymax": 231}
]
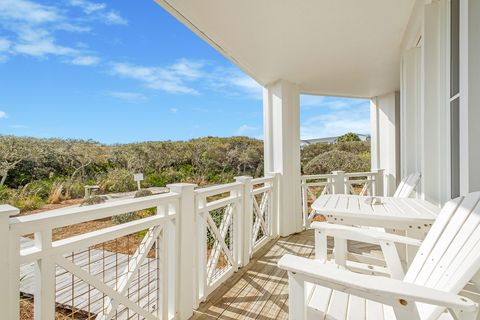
[{"xmin": 371, "ymin": 92, "xmax": 400, "ymax": 196}]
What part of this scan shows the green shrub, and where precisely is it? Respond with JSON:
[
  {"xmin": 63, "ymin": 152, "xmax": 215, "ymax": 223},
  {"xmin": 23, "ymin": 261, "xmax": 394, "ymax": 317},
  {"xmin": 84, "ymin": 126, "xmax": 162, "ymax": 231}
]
[
  {"xmin": 336, "ymin": 132, "xmax": 361, "ymax": 143},
  {"xmin": 0, "ymin": 185, "xmax": 8, "ymax": 201},
  {"xmin": 134, "ymin": 189, "xmax": 153, "ymax": 198},
  {"xmin": 304, "ymin": 150, "xmax": 370, "ymax": 175},
  {"xmin": 112, "ymin": 189, "xmax": 155, "ymax": 225},
  {"xmin": 145, "ymin": 173, "xmax": 166, "ymax": 187},
  {"xmin": 335, "ymin": 141, "xmax": 371, "ymax": 154},
  {"xmin": 80, "ymin": 195, "xmax": 107, "ymax": 206},
  {"xmin": 23, "ymin": 180, "xmax": 53, "ymax": 200},
  {"xmin": 14, "ymin": 195, "xmax": 44, "ymax": 211},
  {"xmin": 98, "ymin": 168, "xmax": 136, "ymax": 193}
]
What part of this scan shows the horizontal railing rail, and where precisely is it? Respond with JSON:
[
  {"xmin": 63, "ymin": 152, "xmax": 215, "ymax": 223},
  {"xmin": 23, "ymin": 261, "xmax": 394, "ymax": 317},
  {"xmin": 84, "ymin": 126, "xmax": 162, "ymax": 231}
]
[
  {"xmin": 4, "ymin": 192, "xmax": 180, "ymax": 320},
  {"xmin": 301, "ymin": 169, "xmax": 384, "ymax": 228}
]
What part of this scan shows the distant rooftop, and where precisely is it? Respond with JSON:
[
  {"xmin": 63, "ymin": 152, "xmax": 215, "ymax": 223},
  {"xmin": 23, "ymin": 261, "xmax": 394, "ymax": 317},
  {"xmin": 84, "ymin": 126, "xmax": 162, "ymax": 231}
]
[{"xmin": 300, "ymin": 133, "xmax": 370, "ymax": 146}]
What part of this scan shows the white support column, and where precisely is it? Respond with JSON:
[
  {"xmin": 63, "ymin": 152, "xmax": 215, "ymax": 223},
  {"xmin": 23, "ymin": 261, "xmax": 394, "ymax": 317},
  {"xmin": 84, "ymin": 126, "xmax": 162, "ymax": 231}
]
[
  {"xmin": 263, "ymin": 80, "xmax": 302, "ymax": 237},
  {"xmin": 167, "ymin": 183, "xmax": 197, "ymax": 320},
  {"xmin": 459, "ymin": 0, "xmax": 480, "ymax": 194},
  {"xmin": 234, "ymin": 176, "xmax": 253, "ymax": 266},
  {"xmin": 371, "ymin": 92, "xmax": 401, "ymax": 196},
  {"xmin": 0, "ymin": 205, "xmax": 19, "ymax": 320}
]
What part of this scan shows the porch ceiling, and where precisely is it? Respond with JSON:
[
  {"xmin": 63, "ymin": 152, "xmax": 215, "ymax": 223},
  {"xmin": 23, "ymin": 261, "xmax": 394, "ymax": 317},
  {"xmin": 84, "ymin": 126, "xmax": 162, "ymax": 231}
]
[{"xmin": 155, "ymin": 0, "xmax": 416, "ymax": 98}]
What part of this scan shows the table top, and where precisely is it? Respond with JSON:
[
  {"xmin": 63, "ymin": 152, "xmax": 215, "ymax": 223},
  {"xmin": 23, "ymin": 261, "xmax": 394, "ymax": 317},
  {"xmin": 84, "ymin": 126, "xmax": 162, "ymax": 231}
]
[{"xmin": 312, "ymin": 194, "xmax": 440, "ymax": 228}]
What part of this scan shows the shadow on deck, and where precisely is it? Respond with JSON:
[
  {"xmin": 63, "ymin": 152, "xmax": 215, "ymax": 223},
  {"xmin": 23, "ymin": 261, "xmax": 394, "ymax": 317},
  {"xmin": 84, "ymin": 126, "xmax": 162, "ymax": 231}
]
[{"xmin": 192, "ymin": 229, "xmax": 379, "ymax": 320}]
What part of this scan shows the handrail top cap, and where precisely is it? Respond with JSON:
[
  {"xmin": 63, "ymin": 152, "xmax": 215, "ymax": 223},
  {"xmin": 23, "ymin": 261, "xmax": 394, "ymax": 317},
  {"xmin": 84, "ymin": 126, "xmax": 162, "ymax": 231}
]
[
  {"xmin": 167, "ymin": 183, "xmax": 198, "ymax": 188},
  {"xmin": 0, "ymin": 204, "xmax": 20, "ymax": 216}
]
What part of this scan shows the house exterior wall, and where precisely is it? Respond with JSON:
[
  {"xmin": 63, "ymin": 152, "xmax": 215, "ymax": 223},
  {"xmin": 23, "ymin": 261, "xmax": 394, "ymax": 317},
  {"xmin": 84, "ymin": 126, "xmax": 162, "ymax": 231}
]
[{"xmin": 389, "ymin": 0, "xmax": 480, "ymax": 205}]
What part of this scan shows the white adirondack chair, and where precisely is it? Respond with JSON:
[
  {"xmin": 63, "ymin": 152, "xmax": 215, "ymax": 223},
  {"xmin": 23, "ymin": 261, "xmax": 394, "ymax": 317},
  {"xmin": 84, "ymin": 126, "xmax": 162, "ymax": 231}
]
[
  {"xmin": 394, "ymin": 172, "xmax": 421, "ymax": 198},
  {"xmin": 279, "ymin": 192, "xmax": 480, "ymax": 320}
]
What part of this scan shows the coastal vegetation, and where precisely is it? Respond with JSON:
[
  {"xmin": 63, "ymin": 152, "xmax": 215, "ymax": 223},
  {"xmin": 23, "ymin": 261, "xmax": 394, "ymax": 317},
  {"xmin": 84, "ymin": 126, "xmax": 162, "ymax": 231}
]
[{"xmin": 0, "ymin": 133, "xmax": 370, "ymax": 212}]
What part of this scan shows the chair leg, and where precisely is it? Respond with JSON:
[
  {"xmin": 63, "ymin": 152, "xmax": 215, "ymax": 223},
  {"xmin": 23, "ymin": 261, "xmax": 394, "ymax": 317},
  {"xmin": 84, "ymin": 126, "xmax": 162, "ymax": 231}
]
[{"xmin": 288, "ymin": 272, "xmax": 306, "ymax": 320}]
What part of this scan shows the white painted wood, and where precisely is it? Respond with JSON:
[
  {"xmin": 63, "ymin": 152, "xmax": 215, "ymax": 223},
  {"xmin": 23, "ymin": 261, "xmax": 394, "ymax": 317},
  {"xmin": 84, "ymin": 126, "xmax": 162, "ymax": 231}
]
[
  {"xmin": 9, "ymin": 192, "xmax": 180, "ymax": 235},
  {"xmin": 370, "ymin": 93, "xmax": 401, "ymax": 197},
  {"xmin": 313, "ymin": 194, "xmax": 439, "ymax": 229},
  {"xmin": 281, "ymin": 192, "xmax": 480, "ymax": 320},
  {"xmin": 263, "ymin": 80, "xmax": 302, "ymax": 236},
  {"xmin": 333, "ymin": 171, "xmax": 346, "ymax": 194},
  {"xmin": 166, "ymin": 183, "xmax": 196, "ymax": 320},
  {"xmin": 288, "ymin": 271, "xmax": 307, "ymax": 320},
  {"xmin": 34, "ymin": 230, "xmax": 56, "ymax": 320},
  {"xmin": 279, "ymin": 254, "xmax": 478, "ymax": 319},
  {"xmin": 394, "ymin": 172, "xmax": 422, "ymax": 198},
  {"xmin": 235, "ymin": 176, "xmax": 253, "ymax": 266},
  {"xmin": 459, "ymin": 0, "xmax": 480, "ymax": 196},
  {"xmin": 0, "ymin": 205, "xmax": 19, "ymax": 320}
]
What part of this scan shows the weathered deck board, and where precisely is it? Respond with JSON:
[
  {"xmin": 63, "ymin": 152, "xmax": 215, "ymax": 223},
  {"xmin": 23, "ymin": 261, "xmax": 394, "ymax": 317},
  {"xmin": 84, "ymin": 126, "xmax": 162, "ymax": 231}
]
[{"xmin": 192, "ymin": 229, "xmax": 381, "ymax": 319}]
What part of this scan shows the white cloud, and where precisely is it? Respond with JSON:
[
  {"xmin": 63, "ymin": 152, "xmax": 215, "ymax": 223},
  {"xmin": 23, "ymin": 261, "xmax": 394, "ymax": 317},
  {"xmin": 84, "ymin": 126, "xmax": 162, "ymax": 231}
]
[
  {"xmin": 0, "ymin": 0, "xmax": 60, "ymax": 25},
  {"xmin": 208, "ymin": 68, "xmax": 262, "ymax": 100},
  {"xmin": 236, "ymin": 124, "xmax": 257, "ymax": 135},
  {"xmin": 170, "ymin": 108, "xmax": 178, "ymax": 113},
  {"xmin": 70, "ymin": 55, "xmax": 100, "ymax": 66},
  {"xmin": 0, "ymin": 38, "xmax": 11, "ymax": 52},
  {"xmin": 10, "ymin": 124, "xmax": 26, "ymax": 129},
  {"xmin": 68, "ymin": 0, "xmax": 127, "ymax": 25},
  {"xmin": 107, "ymin": 91, "xmax": 147, "ymax": 103},
  {"xmin": 69, "ymin": 0, "xmax": 106, "ymax": 14},
  {"xmin": 300, "ymin": 111, "xmax": 370, "ymax": 140},
  {"xmin": 14, "ymin": 27, "xmax": 77, "ymax": 57},
  {"xmin": 0, "ymin": 0, "xmax": 126, "ymax": 64},
  {"xmin": 103, "ymin": 11, "xmax": 128, "ymax": 26},
  {"xmin": 0, "ymin": 111, "xmax": 8, "ymax": 119},
  {"xmin": 110, "ymin": 60, "xmax": 204, "ymax": 95},
  {"xmin": 301, "ymin": 95, "xmax": 368, "ymax": 110}
]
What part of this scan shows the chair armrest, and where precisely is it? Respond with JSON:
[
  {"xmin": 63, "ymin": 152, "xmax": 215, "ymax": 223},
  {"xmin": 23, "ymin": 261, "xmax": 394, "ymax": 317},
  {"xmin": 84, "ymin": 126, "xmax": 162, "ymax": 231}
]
[
  {"xmin": 278, "ymin": 254, "xmax": 477, "ymax": 312},
  {"xmin": 311, "ymin": 221, "xmax": 422, "ymax": 246}
]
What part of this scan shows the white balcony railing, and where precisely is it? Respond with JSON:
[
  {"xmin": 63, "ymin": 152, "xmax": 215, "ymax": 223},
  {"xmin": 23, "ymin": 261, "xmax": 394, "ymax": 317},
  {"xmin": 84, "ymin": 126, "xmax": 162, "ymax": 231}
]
[
  {"xmin": 0, "ymin": 169, "xmax": 383, "ymax": 319},
  {"xmin": 301, "ymin": 169, "xmax": 384, "ymax": 228},
  {"xmin": 0, "ymin": 173, "xmax": 279, "ymax": 320}
]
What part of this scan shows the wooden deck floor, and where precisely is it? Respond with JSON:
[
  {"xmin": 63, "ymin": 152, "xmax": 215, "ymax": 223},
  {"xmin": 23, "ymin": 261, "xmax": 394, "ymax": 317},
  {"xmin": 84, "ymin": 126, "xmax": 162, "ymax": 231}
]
[{"xmin": 192, "ymin": 229, "xmax": 379, "ymax": 320}]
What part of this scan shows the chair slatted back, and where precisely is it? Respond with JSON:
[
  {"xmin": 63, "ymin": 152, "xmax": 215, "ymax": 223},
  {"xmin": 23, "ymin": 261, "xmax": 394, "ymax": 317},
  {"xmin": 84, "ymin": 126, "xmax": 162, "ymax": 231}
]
[
  {"xmin": 393, "ymin": 172, "xmax": 421, "ymax": 198},
  {"xmin": 404, "ymin": 192, "xmax": 480, "ymax": 320}
]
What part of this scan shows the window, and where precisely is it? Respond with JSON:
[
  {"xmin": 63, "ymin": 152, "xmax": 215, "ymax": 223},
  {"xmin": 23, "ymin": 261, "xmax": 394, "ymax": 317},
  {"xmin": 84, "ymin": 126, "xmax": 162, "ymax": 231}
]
[{"xmin": 450, "ymin": 0, "xmax": 460, "ymax": 198}]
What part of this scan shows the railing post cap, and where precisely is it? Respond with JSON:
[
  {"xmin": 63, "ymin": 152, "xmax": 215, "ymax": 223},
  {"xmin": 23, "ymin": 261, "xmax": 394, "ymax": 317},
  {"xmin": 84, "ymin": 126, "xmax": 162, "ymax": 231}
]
[
  {"xmin": 332, "ymin": 170, "xmax": 345, "ymax": 174},
  {"xmin": 372, "ymin": 168, "xmax": 385, "ymax": 172},
  {"xmin": 234, "ymin": 176, "xmax": 253, "ymax": 182},
  {"xmin": 0, "ymin": 204, "xmax": 20, "ymax": 217},
  {"xmin": 167, "ymin": 183, "xmax": 197, "ymax": 191}
]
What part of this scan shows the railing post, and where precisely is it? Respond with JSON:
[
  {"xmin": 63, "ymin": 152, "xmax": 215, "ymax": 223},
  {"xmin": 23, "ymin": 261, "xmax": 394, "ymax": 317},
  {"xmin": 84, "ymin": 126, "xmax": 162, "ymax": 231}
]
[
  {"xmin": 301, "ymin": 176, "xmax": 308, "ymax": 229},
  {"xmin": 34, "ymin": 229, "xmax": 56, "ymax": 319},
  {"xmin": 0, "ymin": 205, "xmax": 19, "ymax": 320},
  {"xmin": 332, "ymin": 171, "xmax": 346, "ymax": 194},
  {"xmin": 268, "ymin": 172, "xmax": 281, "ymax": 237},
  {"xmin": 373, "ymin": 169, "xmax": 385, "ymax": 196},
  {"xmin": 234, "ymin": 176, "xmax": 253, "ymax": 267},
  {"xmin": 167, "ymin": 183, "xmax": 197, "ymax": 320}
]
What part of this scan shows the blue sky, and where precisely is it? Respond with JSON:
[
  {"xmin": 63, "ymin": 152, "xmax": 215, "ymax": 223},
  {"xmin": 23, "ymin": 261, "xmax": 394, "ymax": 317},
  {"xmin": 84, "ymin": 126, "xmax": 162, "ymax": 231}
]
[{"xmin": 0, "ymin": 0, "xmax": 370, "ymax": 144}]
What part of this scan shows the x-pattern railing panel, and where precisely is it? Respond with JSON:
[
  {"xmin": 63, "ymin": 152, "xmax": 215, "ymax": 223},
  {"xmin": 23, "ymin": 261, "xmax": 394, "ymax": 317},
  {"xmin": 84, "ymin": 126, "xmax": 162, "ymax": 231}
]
[
  {"xmin": 205, "ymin": 204, "xmax": 235, "ymax": 283},
  {"xmin": 251, "ymin": 191, "xmax": 269, "ymax": 250}
]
